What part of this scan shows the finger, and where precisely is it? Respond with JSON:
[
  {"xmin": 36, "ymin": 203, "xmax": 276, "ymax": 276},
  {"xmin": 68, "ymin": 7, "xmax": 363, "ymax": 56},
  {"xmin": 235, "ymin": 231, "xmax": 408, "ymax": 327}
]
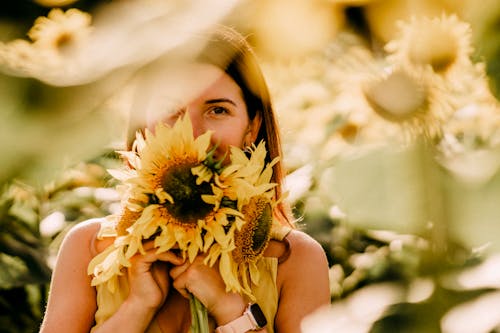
[
  {"xmin": 170, "ymin": 261, "xmax": 193, "ymax": 299},
  {"xmin": 169, "ymin": 260, "xmax": 190, "ymax": 280},
  {"xmin": 172, "ymin": 273, "xmax": 190, "ymax": 299},
  {"xmin": 129, "ymin": 249, "xmax": 184, "ymax": 269},
  {"xmin": 150, "ymin": 261, "xmax": 170, "ymax": 295},
  {"xmin": 154, "ymin": 251, "xmax": 185, "ymax": 265}
]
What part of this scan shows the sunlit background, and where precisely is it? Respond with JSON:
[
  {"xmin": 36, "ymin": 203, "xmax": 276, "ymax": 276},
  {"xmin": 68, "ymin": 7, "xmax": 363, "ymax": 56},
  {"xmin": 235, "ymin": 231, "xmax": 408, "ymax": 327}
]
[{"xmin": 1, "ymin": 0, "xmax": 500, "ymax": 332}]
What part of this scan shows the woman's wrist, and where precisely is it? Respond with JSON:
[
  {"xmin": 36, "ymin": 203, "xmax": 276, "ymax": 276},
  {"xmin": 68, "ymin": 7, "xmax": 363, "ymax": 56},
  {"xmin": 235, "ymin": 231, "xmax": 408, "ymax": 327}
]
[
  {"xmin": 211, "ymin": 293, "xmax": 246, "ymax": 326},
  {"xmin": 126, "ymin": 285, "xmax": 165, "ymax": 312},
  {"xmin": 92, "ymin": 298, "xmax": 158, "ymax": 333},
  {"xmin": 122, "ymin": 296, "xmax": 159, "ymax": 323}
]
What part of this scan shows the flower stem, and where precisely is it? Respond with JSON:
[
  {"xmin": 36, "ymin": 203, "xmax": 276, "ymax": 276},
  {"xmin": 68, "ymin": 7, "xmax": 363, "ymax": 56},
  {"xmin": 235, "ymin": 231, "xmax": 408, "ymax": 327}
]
[{"xmin": 189, "ymin": 293, "xmax": 209, "ymax": 333}]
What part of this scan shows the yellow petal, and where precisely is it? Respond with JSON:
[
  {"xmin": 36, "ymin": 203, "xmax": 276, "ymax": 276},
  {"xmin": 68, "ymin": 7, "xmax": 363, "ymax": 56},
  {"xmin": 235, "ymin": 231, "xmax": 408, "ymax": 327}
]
[
  {"xmin": 156, "ymin": 188, "xmax": 174, "ymax": 204},
  {"xmin": 192, "ymin": 164, "xmax": 213, "ymax": 184},
  {"xmin": 229, "ymin": 146, "xmax": 249, "ymax": 165},
  {"xmin": 195, "ymin": 131, "xmax": 212, "ymax": 159},
  {"xmin": 203, "ymin": 232, "xmax": 215, "ymax": 252},
  {"xmin": 154, "ymin": 227, "xmax": 177, "ymax": 252},
  {"xmin": 187, "ymin": 241, "xmax": 199, "ymax": 263},
  {"xmin": 206, "ymin": 244, "xmax": 221, "ymax": 266},
  {"xmin": 249, "ymin": 261, "xmax": 261, "ymax": 285},
  {"xmin": 219, "ymin": 251, "xmax": 240, "ymax": 293}
]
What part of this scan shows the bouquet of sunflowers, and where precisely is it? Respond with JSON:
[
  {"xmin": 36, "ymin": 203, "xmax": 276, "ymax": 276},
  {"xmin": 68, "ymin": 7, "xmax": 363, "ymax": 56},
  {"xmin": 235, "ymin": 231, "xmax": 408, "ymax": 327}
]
[{"xmin": 87, "ymin": 116, "xmax": 280, "ymax": 332}]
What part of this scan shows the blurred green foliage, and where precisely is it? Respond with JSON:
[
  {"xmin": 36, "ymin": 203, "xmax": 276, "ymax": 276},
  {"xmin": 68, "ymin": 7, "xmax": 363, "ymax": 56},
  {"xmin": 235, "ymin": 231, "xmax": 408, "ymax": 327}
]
[
  {"xmin": 0, "ymin": 182, "xmax": 49, "ymax": 333},
  {"xmin": 0, "ymin": 153, "xmax": 120, "ymax": 332}
]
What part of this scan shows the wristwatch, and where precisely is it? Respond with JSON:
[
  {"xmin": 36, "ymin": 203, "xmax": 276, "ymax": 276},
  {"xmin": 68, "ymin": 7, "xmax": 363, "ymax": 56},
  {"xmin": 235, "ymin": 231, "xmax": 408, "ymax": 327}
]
[{"xmin": 215, "ymin": 303, "xmax": 267, "ymax": 333}]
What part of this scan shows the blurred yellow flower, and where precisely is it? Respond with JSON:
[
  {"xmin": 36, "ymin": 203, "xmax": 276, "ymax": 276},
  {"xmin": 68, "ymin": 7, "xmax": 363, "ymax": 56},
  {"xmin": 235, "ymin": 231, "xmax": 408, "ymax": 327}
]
[
  {"xmin": 0, "ymin": 8, "xmax": 92, "ymax": 79},
  {"xmin": 363, "ymin": 66, "xmax": 453, "ymax": 140},
  {"xmin": 364, "ymin": 69, "xmax": 427, "ymax": 122},
  {"xmin": 28, "ymin": 8, "xmax": 92, "ymax": 54},
  {"xmin": 385, "ymin": 15, "xmax": 474, "ymax": 77},
  {"xmin": 328, "ymin": 62, "xmax": 452, "ymax": 145}
]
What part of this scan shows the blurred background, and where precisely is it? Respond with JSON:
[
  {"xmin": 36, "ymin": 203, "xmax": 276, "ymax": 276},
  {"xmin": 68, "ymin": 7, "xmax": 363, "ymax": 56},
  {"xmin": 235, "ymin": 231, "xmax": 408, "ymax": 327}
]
[{"xmin": 1, "ymin": 0, "xmax": 499, "ymax": 332}]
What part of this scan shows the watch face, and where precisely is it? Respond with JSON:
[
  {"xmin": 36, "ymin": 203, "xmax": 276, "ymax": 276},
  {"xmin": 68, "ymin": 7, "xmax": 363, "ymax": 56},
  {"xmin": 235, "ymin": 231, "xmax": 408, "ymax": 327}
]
[{"xmin": 249, "ymin": 303, "xmax": 267, "ymax": 328}]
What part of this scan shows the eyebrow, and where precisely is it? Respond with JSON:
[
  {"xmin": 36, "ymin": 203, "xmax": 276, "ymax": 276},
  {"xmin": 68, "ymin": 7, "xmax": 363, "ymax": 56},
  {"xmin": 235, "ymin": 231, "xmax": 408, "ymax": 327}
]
[{"xmin": 205, "ymin": 98, "xmax": 237, "ymax": 106}]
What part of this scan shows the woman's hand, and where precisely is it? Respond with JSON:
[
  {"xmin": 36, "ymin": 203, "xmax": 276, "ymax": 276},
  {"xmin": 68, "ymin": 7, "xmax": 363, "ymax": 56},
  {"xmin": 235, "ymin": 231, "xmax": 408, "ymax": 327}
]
[
  {"xmin": 126, "ymin": 242, "xmax": 185, "ymax": 311},
  {"xmin": 169, "ymin": 256, "xmax": 246, "ymax": 326}
]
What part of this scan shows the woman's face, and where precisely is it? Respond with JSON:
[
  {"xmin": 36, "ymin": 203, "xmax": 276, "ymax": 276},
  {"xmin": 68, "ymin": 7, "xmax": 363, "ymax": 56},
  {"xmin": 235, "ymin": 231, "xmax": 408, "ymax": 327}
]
[{"xmin": 160, "ymin": 64, "xmax": 261, "ymax": 161}]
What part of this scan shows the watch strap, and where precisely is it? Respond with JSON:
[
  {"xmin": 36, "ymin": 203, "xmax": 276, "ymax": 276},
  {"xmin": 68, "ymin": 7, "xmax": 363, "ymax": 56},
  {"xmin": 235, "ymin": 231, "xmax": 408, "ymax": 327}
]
[{"xmin": 215, "ymin": 307, "xmax": 258, "ymax": 333}]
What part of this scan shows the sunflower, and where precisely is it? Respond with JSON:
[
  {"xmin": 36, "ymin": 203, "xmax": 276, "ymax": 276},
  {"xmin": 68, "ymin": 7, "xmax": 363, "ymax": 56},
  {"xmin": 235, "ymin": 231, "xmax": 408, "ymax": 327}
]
[
  {"xmin": 0, "ymin": 8, "xmax": 92, "ymax": 80},
  {"xmin": 215, "ymin": 141, "xmax": 279, "ymax": 208},
  {"xmin": 120, "ymin": 117, "xmax": 213, "ymax": 209},
  {"xmin": 361, "ymin": 65, "xmax": 454, "ymax": 141},
  {"xmin": 88, "ymin": 116, "xmax": 279, "ymax": 298},
  {"xmin": 328, "ymin": 62, "xmax": 453, "ymax": 146},
  {"xmin": 233, "ymin": 196, "xmax": 274, "ymax": 263},
  {"xmin": 385, "ymin": 14, "xmax": 474, "ymax": 79},
  {"xmin": 28, "ymin": 8, "xmax": 92, "ymax": 55},
  {"xmin": 203, "ymin": 143, "xmax": 279, "ymax": 298},
  {"xmin": 89, "ymin": 116, "xmax": 224, "ymax": 287},
  {"xmin": 203, "ymin": 196, "xmax": 276, "ymax": 299}
]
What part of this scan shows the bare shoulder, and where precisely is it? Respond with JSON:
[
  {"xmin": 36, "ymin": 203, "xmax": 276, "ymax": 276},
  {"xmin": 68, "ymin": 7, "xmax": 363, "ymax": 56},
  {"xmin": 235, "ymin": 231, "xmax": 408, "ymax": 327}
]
[
  {"xmin": 50, "ymin": 218, "xmax": 104, "ymax": 285},
  {"xmin": 58, "ymin": 218, "xmax": 106, "ymax": 259},
  {"xmin": 274, "ymin": 229, "xmax": 330, "ymax": 331},
  {"xmin": 285, "ymin": 229, "xmax": 328, "ymax": 263},
  {"xmin": 277, "ymin": 229, "xmax": 329, "ymax": 284},
  {"xmin": 65, "ymin": 218, "xmax": 102, "ymax": 238},
  {"xmin": 61, "ymin": 218, "xmax": 102, "ymax": 246},
  {"xmin": 40, "ymin": 219, "xmax": 106, "ymax": 332}
]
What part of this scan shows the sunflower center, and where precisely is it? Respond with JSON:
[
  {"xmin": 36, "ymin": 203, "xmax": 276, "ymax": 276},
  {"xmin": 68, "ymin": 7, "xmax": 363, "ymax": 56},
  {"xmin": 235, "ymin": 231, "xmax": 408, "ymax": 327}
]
[
  {"xmin": 251, "ymin": 200, "xmax": 273, "ymax": 252},
  {"xmin": 409, "ymin": 30, "xmax": 458, "ymax": 73},
  {"xmin": 234, "ymin": 196, "xmax": 273, "ymax": 263},
  {"xmin": 338, "ymin": 122, "xmax": 360, "ymax": 142},
  {"xmin": 54, "ymin": 32, "xmax": 75, "ymax": 54},
  {"xmin": 116, "ymin": 207, "xmax": 142, "ymax": 236},
  {"xmin": 161, "ymin": 163, "xmax": 214, "ymax": 225},
  {"xmin": 364, "ymin": 70, "xmax": 428, "ymax": 122}
]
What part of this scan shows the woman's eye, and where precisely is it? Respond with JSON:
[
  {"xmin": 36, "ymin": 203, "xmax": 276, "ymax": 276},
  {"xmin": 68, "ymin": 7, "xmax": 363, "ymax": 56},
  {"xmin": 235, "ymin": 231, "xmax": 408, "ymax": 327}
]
[{"xmin": 209, "ymin": 106, "xmax": 229, "ymax": 116}]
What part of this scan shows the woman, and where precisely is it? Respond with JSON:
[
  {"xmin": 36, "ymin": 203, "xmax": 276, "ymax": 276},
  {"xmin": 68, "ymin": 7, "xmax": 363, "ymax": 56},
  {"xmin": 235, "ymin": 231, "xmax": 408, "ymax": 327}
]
[{"xmin": 39, "ymin": 25, "xmax": 330, "ymax": 333}]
